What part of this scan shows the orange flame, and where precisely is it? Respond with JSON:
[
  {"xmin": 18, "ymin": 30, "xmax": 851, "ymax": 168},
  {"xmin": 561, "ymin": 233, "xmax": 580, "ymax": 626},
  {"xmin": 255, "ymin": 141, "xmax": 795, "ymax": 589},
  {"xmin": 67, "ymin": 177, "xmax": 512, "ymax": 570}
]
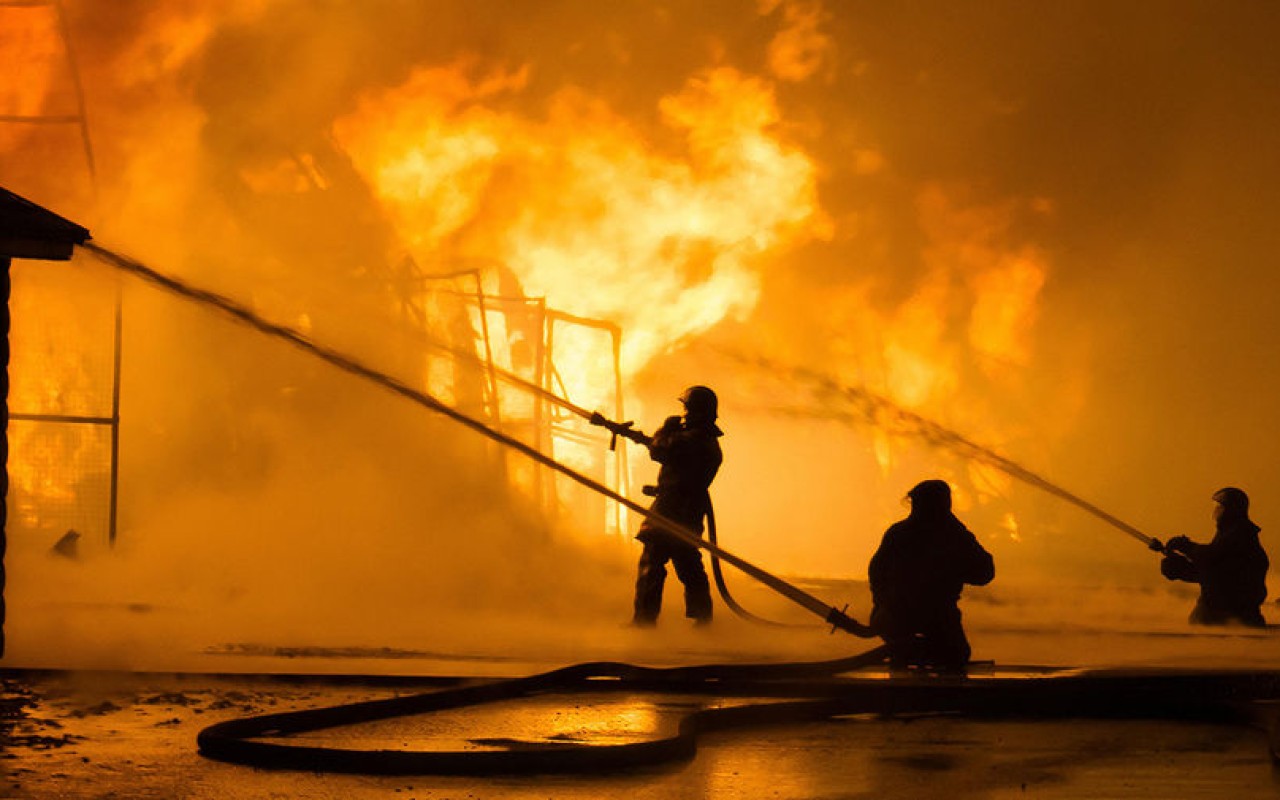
[
  {"xmin": 805, "ymin": 185, "xmax": 1051, "ymax": 489},
  {"xmin": 333, "ymin": 61, "xmax": 829, "ymax": 409},
  {"xmin": 2, "ymin": 3, "xmax": 1065, "ymax": 549}
]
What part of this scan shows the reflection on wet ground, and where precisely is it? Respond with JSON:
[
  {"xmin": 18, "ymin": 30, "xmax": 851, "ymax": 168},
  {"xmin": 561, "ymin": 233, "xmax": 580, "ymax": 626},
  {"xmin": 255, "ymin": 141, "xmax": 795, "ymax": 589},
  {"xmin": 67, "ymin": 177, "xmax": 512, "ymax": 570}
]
[
  {"xmin": 4, "ymin": 667, "xmax": 1280, "ymax": 799},
  {"xmin": 270, "ymin": 691, "xmax": 684, "ymax": 752}
]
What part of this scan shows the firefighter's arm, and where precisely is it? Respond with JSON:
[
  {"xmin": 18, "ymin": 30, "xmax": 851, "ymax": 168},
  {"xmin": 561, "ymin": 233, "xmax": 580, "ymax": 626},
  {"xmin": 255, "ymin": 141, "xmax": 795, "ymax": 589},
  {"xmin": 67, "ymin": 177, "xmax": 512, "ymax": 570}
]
[
  {"xmin": 645, "ymin": 416, "xmax": 688, "ymax": 463},
  {"xmin": 588, "ymin": 412, "xmax": 658, "ymax": 448},
  {"xmin": 966, "ymin": 542, "xmax": 996, "ymax": 587}
]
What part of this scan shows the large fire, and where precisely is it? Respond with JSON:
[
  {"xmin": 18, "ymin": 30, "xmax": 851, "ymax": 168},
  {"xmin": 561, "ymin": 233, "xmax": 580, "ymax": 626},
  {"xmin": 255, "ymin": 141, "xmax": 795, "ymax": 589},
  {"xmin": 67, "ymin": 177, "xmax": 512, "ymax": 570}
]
[
  {"xmin": 2, "ymin": 1, "xmax": 1070, "ymax": 571},
  {"xmin": 4, "ymin": 0, "xmax": 1279, "ymax": 691},
  {"xmin": 332, "ymin": 61, "xmax": 828, "ymax": 410}
]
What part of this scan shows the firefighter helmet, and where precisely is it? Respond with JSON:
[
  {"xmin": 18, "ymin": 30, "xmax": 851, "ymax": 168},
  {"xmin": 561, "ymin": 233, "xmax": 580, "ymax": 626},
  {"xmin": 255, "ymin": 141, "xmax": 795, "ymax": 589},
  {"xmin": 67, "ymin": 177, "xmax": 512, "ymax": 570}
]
[
  {"xmin": 1212, "ymin": 487, "xmax": 1249, "ymax": 516},
  {"xmin": 678, "ymin": 385, "xmax": 718, "ymax": 420},
  {"xmin": 906, "ymin": 479, "xmax": 952, "ymax": 514}
]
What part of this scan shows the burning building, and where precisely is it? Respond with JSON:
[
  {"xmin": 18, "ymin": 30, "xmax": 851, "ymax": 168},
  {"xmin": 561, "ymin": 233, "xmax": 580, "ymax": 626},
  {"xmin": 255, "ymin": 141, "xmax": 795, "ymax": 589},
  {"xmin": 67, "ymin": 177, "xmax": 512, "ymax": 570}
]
[
  {"xmin": 0, "ymin": 0, "xmax": 1276, "ymax": 667},
  {"xmin": 3, "ymin": 2, "xmax": 1280, "ymax": 796}
]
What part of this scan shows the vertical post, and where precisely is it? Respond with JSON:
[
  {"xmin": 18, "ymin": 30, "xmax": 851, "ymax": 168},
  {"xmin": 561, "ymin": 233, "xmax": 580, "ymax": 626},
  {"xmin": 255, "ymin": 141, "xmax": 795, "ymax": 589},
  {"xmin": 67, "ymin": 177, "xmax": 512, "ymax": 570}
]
[
  {"xmin": 470, "ymin": 272, "xmax": 501, "ymax": 428},
  {"xmin": 611, "ymin": 324, "xmax": 626, "ymax": 535},
  {"xmin": 1, "ymin": 255, "xmax": 10, "ymax": 657},
  {"xmin": 54, "ymin": 0, "xmax": 97, "ymax": 184},
  {"xmin": 530, "ymin": 298, "xmax": 547, "ymax": 508},
  {"xmin": 107, "ymin": 286, "xmax": 122, "ymax": 545},
  {"xmin": 542, "ymin": 315, "xmax": 556, "ymax": 513}
]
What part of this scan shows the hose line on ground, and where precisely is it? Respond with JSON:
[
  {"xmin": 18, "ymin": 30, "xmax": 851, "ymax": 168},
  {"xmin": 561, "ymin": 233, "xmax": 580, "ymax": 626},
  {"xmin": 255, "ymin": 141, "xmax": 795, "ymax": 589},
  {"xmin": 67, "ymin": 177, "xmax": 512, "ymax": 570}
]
[
  {"xmin": 197, "ymin": 646, "xmax": 888, "ymax": 774},
  {"xmin": 196, "ymin": 646, "xmax": 1280, "ymax": 775},
  {"xmin": 78, "ymin": 249, "xmax": 1280, "ymax": 777}
]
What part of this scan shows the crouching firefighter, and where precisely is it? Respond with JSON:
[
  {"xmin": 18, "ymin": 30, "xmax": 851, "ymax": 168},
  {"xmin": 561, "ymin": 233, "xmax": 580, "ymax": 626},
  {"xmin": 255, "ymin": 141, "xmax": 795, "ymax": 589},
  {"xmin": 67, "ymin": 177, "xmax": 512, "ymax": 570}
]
[
  {"xmin": 591, "ymin": 386, "xmax": 723, "ymax": 627},
  {"xmin": 869, "ymin": 480, "xmax": 995, "ymax": 672}
]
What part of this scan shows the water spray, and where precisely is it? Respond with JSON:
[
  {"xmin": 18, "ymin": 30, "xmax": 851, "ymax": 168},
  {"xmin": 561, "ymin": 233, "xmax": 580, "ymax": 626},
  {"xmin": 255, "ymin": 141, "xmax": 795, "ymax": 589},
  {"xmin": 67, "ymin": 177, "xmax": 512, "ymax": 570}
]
[
  {"xmin": 714, "ymin": 348, "xmax": 1167, "ymax": 554},
  {"xmin": 73, "ymin": 251, "xmax": 1280, "ymax": 781},
  {"xmin": 81, "ymin": 242, "xmax": 874, "ymax": 636}
]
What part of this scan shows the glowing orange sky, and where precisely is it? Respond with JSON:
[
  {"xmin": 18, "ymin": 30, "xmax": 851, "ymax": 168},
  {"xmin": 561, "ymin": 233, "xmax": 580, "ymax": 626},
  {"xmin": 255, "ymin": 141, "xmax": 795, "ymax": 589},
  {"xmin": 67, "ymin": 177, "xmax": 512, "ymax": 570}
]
[{"xmin": 4, "ymin": 0, "xmax": 1279, "ymax": 590}]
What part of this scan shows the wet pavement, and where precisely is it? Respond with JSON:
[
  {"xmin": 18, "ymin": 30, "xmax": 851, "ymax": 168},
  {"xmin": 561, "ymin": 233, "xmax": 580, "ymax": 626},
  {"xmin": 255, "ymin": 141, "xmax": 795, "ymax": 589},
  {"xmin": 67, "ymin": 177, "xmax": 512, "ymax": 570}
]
[
  {"xmin": 4, "ymin": 666, "xmax": 1280, "ymax": 799},
  {"xmin": 4, "ymin": 579, "xmax": 1280, "ymax": 797}
]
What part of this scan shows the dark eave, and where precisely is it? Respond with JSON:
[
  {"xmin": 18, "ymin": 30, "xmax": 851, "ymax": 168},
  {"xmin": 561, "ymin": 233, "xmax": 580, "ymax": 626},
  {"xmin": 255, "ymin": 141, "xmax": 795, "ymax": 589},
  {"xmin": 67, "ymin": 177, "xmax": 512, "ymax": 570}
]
[{"xmin": 0, "ymin": 185, "xmax": 91, "ymax": 261}]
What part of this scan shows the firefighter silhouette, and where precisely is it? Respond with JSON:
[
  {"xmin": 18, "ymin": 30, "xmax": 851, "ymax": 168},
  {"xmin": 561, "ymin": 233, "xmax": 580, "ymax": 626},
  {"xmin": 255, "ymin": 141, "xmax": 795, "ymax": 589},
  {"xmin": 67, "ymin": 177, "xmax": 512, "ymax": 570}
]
[
  {"xmin": 869, "ymin": 480, "xmax": 995, "ymax": 671},
  {"xmin": 630, "ymin": 386, "xmax": 723, "ymax": 627},
  {"xmin": 1160, "ymin": 487, "xmax": 1269, "ymax": 627}
]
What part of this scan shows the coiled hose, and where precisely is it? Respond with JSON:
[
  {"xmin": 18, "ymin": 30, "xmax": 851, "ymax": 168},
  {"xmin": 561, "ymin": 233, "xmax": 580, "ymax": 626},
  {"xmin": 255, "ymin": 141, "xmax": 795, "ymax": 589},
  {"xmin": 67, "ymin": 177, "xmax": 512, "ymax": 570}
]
[{"xmin": 197, "ymin": 645, "xmax": 1280, "ymax": 775}]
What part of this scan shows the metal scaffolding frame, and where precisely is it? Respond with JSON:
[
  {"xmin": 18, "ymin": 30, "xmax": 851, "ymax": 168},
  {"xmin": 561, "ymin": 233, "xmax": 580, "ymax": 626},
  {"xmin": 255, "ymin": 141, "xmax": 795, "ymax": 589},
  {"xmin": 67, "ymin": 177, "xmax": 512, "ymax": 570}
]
[
  {"xmin": 407, "ymin": 263, "xmax": 631, "ymax": 535},
  {"xmin": 2, "ymin": 2, "xmax": 630, "ymax": 546}
]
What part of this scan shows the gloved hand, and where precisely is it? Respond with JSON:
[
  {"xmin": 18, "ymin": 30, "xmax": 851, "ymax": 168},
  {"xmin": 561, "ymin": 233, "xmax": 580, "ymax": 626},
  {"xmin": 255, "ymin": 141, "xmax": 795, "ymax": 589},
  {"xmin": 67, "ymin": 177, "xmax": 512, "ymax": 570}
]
[
  {"xmin": 659, "ymin": 415, "xmax": 683, "ymax": 432},
  {"xmin": 1165, "ymin": 535, "xmax": 1193, "ymax": 554},
  {"xmin": 1160, "ymin": 551, "xmax": 1197, "ymax": 582}
]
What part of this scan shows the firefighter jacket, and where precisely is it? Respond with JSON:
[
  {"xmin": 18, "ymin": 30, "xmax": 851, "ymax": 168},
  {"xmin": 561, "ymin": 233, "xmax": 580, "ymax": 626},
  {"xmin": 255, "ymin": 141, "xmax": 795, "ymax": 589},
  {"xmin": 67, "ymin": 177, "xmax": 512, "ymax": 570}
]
[
  {"xmin": 636, "ymin": 417, "xmax": 723, "ymax": 543},
  {"xmin": 868, "ymin": 511, "xmax": 995, "ymax": 624},
  {"xmin": 1163, "ymin": 517, "xmax": 1268, "ymax": 625}
]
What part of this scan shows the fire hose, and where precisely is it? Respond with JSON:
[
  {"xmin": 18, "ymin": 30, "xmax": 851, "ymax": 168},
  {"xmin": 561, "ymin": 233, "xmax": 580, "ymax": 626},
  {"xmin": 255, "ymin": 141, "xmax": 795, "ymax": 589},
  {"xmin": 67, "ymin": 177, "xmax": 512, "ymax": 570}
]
[
  {"xmin": 195, "ymin": 651, "xmax": 1280, "ymax": 774},
  {"xmin": 196, "ymin": 646, "xmax": 888, "ymax": 773},
  {"xmin": 706, "ymin": 500, "xmax": 811, "ymax": 628},
  {"xmin": 86, "ymin": 241, "xmax": 1170, "ymax": 613},
  {"xmin": 80, "ymin": 244, "xmax": 1280, "ymax": 775},
  {"xmin": 85, "ymin": 242, "xmax": 873, "ymax": 638},
  {"xmin": 588, "ymin": 410, "xmax": 812, "ymax": 628}
]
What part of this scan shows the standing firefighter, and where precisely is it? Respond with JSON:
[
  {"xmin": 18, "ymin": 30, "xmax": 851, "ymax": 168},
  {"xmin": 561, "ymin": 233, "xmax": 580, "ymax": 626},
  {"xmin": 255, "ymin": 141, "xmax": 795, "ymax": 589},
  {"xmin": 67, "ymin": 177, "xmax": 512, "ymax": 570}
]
[
  {"xmin": 869, "ymin": 480, "xmax": 995, "ymax": 672},
  {"xmin": 1159, "ymin": 487, "xmax": 1269, "ymax": 627},
  {"xmin": 594, "ymin": 386, "xmax": 723, "ymax": 627}
]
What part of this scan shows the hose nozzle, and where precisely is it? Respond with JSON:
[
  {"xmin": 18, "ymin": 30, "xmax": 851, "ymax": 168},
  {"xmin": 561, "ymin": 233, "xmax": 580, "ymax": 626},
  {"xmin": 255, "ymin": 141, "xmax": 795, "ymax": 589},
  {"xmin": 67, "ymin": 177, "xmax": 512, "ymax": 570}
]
[{"xmin": 589, "ymin": 412, "xmax": 645, "ymax": 449}]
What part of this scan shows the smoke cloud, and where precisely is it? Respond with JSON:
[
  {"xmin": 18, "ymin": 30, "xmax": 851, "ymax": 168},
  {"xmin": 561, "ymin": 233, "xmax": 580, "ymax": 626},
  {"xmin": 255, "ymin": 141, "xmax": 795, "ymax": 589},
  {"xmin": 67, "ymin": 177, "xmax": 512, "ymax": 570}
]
[{"xmin": 2, "ymin": 1, "xmax": 1277, "ymax": 668}]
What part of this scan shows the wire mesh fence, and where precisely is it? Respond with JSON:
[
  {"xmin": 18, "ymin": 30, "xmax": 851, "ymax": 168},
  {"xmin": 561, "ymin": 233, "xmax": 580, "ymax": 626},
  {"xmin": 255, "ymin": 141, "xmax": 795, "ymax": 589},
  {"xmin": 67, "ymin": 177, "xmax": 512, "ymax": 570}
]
[{"xmin": 7, "ymin": 259, "xmax": 117, "ymax": 555}]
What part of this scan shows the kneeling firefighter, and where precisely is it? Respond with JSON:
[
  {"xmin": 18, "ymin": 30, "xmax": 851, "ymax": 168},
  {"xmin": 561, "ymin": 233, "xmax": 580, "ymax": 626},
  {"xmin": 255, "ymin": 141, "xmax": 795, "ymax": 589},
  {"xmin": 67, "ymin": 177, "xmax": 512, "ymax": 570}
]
[
  {"xmin": 593, "ymin": 386, "xmax": 723, "ymax": 627},
  {"xmin": 869, "ymin": 480, "xmax": 995, "ymax": 671}
]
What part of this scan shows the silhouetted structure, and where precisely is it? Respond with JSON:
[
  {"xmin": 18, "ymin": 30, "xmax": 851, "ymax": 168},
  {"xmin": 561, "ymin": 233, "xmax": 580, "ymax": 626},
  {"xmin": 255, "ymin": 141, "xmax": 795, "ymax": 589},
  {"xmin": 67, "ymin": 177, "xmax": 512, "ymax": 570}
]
[
  {"xmin": 869, "ymin": 479, "xmax": 995, "ymax": 671},
  {"xmin": 0, "ymin": 185, "xmax": 91, "ymax": 658},
  {"xmin": 1160, "ymin": 487, "xmax": 1269, "ymax": 627},
  {"xmin": 630, "ymin": 386, "xmax": 723, "ymax": 626}
]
